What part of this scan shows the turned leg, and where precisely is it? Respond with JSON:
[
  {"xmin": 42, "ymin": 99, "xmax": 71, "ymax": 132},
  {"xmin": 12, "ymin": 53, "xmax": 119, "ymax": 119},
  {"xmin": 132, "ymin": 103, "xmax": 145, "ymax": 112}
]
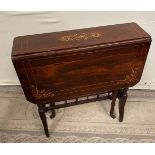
[
  {"xmin": 109, "ymin": 90, "xmax": 118, "ymax": 119},
  {"xmin": 37, "ymin": 104, "xmax": 49, "ymax": 137},
  {"xmin": 118, "ymin": 88, "xmax": 128, "ymax": 122},
  {"xmin": 107, "ymin": 91, "xmax": 113, "ymax": 100},
  {"xmin": 50, "ymin": 102, "xmax": 56, "ymax": 119}
]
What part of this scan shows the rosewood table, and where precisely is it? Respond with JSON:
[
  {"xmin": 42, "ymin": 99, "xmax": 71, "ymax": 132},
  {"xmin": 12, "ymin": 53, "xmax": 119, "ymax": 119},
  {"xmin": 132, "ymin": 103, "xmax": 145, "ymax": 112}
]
[{"xmin": 11, "ymin": 22, "xmax": 152, "ymax": 137}]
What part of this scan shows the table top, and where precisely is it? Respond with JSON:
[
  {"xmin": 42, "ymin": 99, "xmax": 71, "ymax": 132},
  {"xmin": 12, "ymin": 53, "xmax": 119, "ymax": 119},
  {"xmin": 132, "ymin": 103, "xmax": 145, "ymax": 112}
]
[{"xmin": 12, "ymin": 22, "xmax": 151, "ymax": 57}]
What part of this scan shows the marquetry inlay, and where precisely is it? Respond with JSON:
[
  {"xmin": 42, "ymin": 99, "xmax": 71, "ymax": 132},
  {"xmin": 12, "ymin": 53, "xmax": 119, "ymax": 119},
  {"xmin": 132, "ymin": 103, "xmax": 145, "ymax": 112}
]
[
  {"xmin": 59, "ymin": 32, "xmax": 103, "ymax": 42},
  {"xmin": 31, "ymin": 86, "xmax": 54, "ymax": 100}
]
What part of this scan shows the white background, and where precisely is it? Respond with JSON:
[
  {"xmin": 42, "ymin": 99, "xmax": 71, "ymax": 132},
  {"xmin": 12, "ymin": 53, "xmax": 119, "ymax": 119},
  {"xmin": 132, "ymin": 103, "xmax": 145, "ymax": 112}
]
[{"xmin": 0, "ymin": 11, "xmax": 155, "ymax": 89}]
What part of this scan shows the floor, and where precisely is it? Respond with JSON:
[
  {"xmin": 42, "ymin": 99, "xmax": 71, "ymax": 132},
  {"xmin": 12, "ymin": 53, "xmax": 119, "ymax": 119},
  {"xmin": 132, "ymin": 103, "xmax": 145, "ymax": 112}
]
[{"xmin": 0, "ymin": 86, "xmax": 155, "ymax": 143}]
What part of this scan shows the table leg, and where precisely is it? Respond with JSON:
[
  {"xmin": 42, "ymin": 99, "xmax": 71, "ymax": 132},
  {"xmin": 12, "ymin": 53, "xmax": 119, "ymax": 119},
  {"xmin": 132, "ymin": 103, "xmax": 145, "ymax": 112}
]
[
  {"xmin": 109, "ymin": 90, "xmax": 118, "ymax": 119},
  {"xmin": 37, "ymin": 104, "xmax": 49, "ymax": 137},
  {"xmin": 50, "ymin": 102, "xmax": 56, "ymax": 119},
  {"xmin": 118, "ymin": 88, "xmax": 128, "ymax": 122}
]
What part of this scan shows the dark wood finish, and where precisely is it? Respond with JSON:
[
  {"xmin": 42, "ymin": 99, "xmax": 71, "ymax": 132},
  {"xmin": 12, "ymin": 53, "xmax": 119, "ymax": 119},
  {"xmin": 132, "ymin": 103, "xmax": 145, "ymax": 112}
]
[
  {"xmin": 37, "ymin": 104, "xmax": 49, "ymax": 137},
  {"xmin": 118, "ymin": 88, "xmax": 128, "ymax": 122},
  {"xmin": 11, "ymin": 22, "xmax": 152, "ymax": 137},
  {"xmin": 110, "ymin": 90, "xmax": 118, "ymax": 119},
  {"xmin": 50, "ymin": 103, "xmax": 56, "ymax": 119}
]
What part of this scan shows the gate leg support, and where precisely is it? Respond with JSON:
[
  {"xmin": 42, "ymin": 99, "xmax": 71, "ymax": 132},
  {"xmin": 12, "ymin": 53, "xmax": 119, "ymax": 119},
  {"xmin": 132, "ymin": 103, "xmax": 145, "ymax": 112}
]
[
  {"xmin": 50, "ymin": 103, "xmax": 56, "ymax": 119},
  {"xmin": 109, "ymin": 90, "xmax": 118, "ymax": 119},
  {"xmin": 37, "ymin": 104, "xmax": 49, "ymax": 137},
  {"xmin": 118, "ymin": 88, "xmax": 128, "ymax": 122}
]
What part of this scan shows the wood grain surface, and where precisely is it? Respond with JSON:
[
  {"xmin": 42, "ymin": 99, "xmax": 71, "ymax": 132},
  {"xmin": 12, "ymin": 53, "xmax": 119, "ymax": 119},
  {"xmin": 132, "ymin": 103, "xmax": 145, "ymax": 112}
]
[{"xmin": 12, "ymin": 23, "xmax": 152, "ymax": 104}]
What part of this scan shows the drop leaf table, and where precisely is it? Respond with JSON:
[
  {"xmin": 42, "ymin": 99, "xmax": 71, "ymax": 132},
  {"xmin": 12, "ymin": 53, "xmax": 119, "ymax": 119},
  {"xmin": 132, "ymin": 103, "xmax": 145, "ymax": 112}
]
[{"xmin": 11, "ymin": 23, "xmax": 152, "ymax": 137}]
